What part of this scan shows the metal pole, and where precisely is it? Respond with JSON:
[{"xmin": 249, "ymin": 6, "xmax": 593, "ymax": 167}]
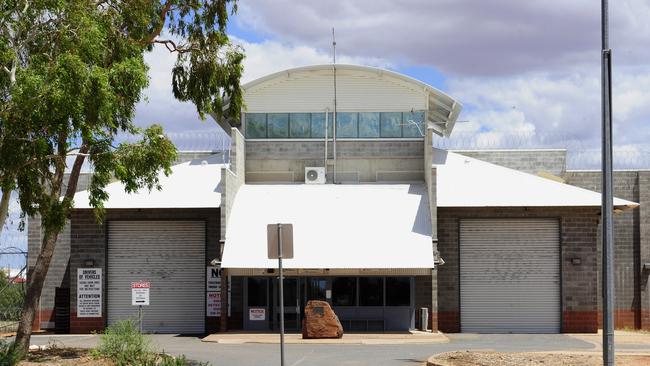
[
  {"xmin": 277, "ymin": 224, "xmax": 285, "ymax": 366},
  {"xmin": 601, "ymin": 0, "xmax": 615, "ymax": 365},
  {"xmin": 332, "ymin": 28, "xmax": 337, "ymax": 184},
  {"xmin": 139, "ymin": 305, "xmax": 143, "ymax": 334}
]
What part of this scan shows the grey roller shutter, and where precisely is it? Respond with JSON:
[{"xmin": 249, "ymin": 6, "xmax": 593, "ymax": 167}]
[
  {"xmin": 460, "ymin": 218, "xmax": 560, "ymax": 333},
  {"xmin": 107, "ymin": 221, "xmax": 205, "ymax": 333}
]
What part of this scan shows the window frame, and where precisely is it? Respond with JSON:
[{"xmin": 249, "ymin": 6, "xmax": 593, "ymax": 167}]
[
  {"xmin": 243, "ymin": 111, "xmax": 426, "ymax": 140},
  {"xmin": 358, "ymin": 276, "xmax": 385, "ymax": 307},
  {"xmin": 379, "ymin": 112, "xmax": 403, "ymax": 138}
]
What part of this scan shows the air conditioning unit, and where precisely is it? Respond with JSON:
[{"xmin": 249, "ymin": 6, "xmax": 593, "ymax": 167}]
[{"xmin": 304, "ymin": 167, "xmax": 326, "ymax": 184}]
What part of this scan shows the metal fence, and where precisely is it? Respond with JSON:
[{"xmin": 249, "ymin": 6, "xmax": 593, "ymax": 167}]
[
  {"xmin": 0, "ymin": 245, "xmax": 27, "ymax": 333},
  {"xmin": 433, "ymin": 131, "xmax": 650, "ymax": 170},
  {"xmin": 113, "ymin": 130, "xmax": 650, "ymax": 170}
]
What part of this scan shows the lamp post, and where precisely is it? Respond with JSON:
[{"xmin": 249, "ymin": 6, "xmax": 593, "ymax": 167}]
[{"xmin": 601, "ymin": 0, "xmax": 615, "ymax": 365}]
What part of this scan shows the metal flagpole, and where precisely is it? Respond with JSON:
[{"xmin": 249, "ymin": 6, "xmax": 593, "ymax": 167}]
[
  {"xmin": 601, "ymin": 0, "xmax": 615, "ymax": 365},
  {"xmin": 278, "ymin": 224, "xmax": 285, "ymax": 366}
]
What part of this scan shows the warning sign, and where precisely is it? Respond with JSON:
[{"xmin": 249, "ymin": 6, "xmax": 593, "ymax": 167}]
[
  {"xmin": 131, "ymin": 281, "xmax": 150, "ymax": 306},
  {"xmin": 207, "ymin": 292, "xmax": 221, "ymax": 317},
  {"xmin": 206, "ymin": 266, "xmax": 221, "ymax": 292},
  {"xmin": 77, "ymin": 268, "xmax": 102, "ymax": 318},
  {"xmin": 249, "ymin": 308, "xmax": 265, "ymax": 321}
]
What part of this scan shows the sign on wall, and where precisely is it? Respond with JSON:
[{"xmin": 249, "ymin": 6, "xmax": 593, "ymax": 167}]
[
  {"xmin": 131, "ymin": 281, "xmax": 150, "ymax": 306},
  {"xmin": 249, "ymin": 308, "xmax": 266, "ymax": 321},
  {"xmin": 77, "ymin": 268, "xmax": 102, "ymax": 317},
  {"xmin": 206, "ymin": 266, "xmax": 222, "ymax": 292},
  {"xmin": 207, "ymin": 266, "xmax": 222, "ymax": 317},
  {"xmin": 207, "ymin": 292, "xmax": 221, "ymax": 317}
]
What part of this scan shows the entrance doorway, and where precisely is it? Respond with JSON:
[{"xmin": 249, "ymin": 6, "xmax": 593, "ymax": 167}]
[{"xmin": 271, "ymin": 277, "xmax": 300, "ymax": 331}]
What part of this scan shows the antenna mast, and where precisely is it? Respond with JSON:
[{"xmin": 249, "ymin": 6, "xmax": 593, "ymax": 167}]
[{"xmin": 332, "ymin": 28, "xmax": 338, "ymax": 184}]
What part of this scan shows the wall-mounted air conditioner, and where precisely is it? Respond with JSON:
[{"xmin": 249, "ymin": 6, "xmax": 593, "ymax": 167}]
[{"xmin": 305, "ymin": 167, "xmax": 326, "ymax": 184}]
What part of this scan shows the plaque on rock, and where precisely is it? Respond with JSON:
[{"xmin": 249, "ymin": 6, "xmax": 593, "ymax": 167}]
[{"xmin": 302, "ymin": 300, "xmax": 344, "ymax": 339}]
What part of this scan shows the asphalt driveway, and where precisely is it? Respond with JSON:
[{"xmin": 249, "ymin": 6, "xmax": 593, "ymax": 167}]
[{"xmin": 27, "ymin": 333, "xmax": 649, "ymax": 366}]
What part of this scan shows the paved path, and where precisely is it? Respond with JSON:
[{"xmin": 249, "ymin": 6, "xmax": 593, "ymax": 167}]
[
  {"xmin": 28, "ymin": 332, "xmax": 650, "ymax": 366},
  {"xmin": 202, "ymin": 331, "xmax": 448, "ymax": 344}
]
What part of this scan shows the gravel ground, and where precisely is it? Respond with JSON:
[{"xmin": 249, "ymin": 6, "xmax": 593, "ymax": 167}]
[
  {"xmin": 429, "ymin": 351, "xmax": 650, "ymax": 366},
  {"xmin": 18, "ymin": 348, "xmax": 113, "ymax": 366}
]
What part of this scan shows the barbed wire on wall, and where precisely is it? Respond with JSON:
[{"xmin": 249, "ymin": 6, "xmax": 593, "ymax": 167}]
[{"xmin": 433, "ymin": 131, "xmax": 650, "ymax": 170}]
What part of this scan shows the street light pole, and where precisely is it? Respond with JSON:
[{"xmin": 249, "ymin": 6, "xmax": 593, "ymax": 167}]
[{"xmin": 601, "ymin": 0, "xmax": 615, "ymax": 365}]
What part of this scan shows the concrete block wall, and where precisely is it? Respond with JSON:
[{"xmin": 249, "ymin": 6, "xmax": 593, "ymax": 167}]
[
  {"xmin": 455, "ymin": 149, "xmax": 567, "ymax": 176},
  {"xmin": 218, "ymin": 129, "xmax": 245, "ymax": 332},
  {"xmin": 26, "ymin": 217, "xmax": 71, "ymax": 330},
  {"xmin": 245, "ymin": 140, "xmax": 424, "ymax": 183},
  {"xmin": 640, "ymin": 172, "xmax": 650, "ymax": 330},
  {"xmin": 220, "ymin": 128, "xmax": 245, "ymax": 244},
  {"xmin": 565, "ymin": 170, "xmax": 645, "ymax": 329},
  {"xmin": 437, "ymin": 207, "xmax": 600, "ymax": 333},
  {"xmin": 68, "ymin": 208, "xmax": 220, "ymax": 334}
]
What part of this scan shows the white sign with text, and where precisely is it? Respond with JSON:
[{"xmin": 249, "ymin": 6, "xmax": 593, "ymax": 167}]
[
  {"xmin": 249, "ymin": 308, "xmax": 265, "ymax": 321},
  {"xmin": 131, "ymin": 281, "xmax": 150, "ymax": 306},
  {"xmin": 206, "ymin": 266, "xmax": 221, "ymax": 292},
  {"xmin": 207, "ymin": 292, "xmax": 221, "ymax": 317},
  {"xmin": 77, "ymin": 268, "xmax": 102, "ymax": 317}
]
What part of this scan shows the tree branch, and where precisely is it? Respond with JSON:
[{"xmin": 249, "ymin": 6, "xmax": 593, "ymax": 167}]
[
  {"xmin": 144, "ymin": 1, "xmax": 172, "ymax": 45},
  {"xmin": 154, "ymin": 39, "xmax": 198, "ymax": 54},
  {"xmin": 65, "ymin": 144, "xmax": 89, "ymax": 197}
]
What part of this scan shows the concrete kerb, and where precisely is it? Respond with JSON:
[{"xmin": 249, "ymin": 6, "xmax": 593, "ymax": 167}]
[
  {"xmin": 426, "ymin": 351, "xmax": 650, "ymax": 366},
  {"xmin": 201, "ymin": 331, "xmax": 449, "ymax": 345},
  {"xmin": 425, "ymin": 332, "xmax": 650, "ymax": 366}
]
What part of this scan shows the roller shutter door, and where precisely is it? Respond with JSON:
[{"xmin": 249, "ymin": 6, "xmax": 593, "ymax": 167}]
[
  {"xmin": 460, "ymin": 219, "xmax": 560, "ymax": 333},
  {"xmin": 107, "ymin": 221, "xmax": 205, "ymax": 333}
]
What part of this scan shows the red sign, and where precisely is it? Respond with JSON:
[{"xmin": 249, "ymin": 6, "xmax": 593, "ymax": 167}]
[{"xmin": 131, "ymin": 281, "xmax": 150, "ymax": 289}]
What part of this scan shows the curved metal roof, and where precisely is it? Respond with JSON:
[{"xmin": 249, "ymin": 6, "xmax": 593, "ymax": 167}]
[{"xmin": 239, "ymin": 64, "xmax": 463, "ymax": 137}]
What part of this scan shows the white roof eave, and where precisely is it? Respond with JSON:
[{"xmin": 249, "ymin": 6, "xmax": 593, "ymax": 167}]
[
  {"xmin": 73, "ymin": 155, "xmax": 226, "ymax": 210},
  {"xmin": 433, "ymin": 149, "xmax": 639, "ymax": 210},
  {"xmin": 221, "ymin": 184, "xmax": 435, "ymax": 270}
]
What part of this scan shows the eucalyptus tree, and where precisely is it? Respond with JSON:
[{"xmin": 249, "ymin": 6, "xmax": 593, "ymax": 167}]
[{"xmin": 0, "ymin": 0, "xmax": 243, "ymax": 356}]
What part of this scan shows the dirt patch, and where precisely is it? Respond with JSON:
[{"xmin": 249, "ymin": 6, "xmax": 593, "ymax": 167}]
[
  {"xmin": 429, "ymin": 351, "xmax": 650, "ymax": 366},
  {"xmin": 18, "ymin": 348, "xmax": 113, "ymax": 366}
]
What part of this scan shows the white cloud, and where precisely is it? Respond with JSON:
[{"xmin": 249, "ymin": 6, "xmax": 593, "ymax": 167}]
[
  {"xmin": 235, "ymin": 38, "xmax": 391, "ymax": 83},
  {"xmin": 447, "ymin": 65, "xmax": 650, "ymax": 152},
  {"xmin": 133, "ymin": 44, "xmax": 213, "ymax": 133},
  {"xmin": 236, "ymin": 0, "xmax": 650, "ymax": 76}
]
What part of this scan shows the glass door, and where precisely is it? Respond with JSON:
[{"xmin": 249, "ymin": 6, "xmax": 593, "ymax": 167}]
[
  {"xmin": 305, "ymin": 278, "xmax": 328, "ymax": 301},
  {"xmin": 272, "ymin": 277, "xmax": 300, "ymax": 331}
]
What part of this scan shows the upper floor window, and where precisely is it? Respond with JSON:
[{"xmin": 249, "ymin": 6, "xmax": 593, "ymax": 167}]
[{"xmin": 244, "ymin": 111, "xmax": 426, "ymax": 139}]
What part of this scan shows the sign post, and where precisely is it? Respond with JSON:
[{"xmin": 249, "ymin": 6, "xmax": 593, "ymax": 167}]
[
  {"xmin": 267, "ymin": 224, "xmax": 293, "ymax": 366},
  {"xmin": 131, "ymin": 281, "xmax": 150, "ymax": 333}
]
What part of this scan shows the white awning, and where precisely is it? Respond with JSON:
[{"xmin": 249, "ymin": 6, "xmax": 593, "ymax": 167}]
[
  {"xmin": 73, "ymin": 154, "xmax": 225, "ymax": 209},
  {"xmin": 221, "ymin": 184, "xmax": 434, "ymax": 269},
  {"xmin": 434, "ymin": 149, "xmax": 638, "ymax": 209}
]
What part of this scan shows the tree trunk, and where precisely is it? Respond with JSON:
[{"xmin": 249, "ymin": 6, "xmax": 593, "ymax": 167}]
[
  {"xmin": 13, "ymin": 147, "xmax": 88, "ymax": 357},
  {"xmin": 0, "ymin": 187, "xmax": 10, "ymax": 235},
  {"xmin": 13, "ymin": 229, "xmax": 61, "ymax": 356}
]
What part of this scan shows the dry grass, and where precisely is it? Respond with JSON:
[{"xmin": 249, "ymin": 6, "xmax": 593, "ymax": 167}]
[
  {"xmin": 18, "ymin": 347, "xmax": 114, "ymax": 366},
  {"xmin": 429, "ymin": 351, "xmax": 650, "ymax": 366}
]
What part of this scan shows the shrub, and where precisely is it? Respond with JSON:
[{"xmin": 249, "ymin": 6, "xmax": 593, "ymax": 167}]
[
  {"xmin": 95, "ymin": 319, "xmax": 150, "ymax": 366},
  {"xmin": 95, "ymin": 320, "xmax": 208, "ymax": 366},
  {"xmin": 0, "ymin": 339, "xmax": 21, "ymax": 366}
]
